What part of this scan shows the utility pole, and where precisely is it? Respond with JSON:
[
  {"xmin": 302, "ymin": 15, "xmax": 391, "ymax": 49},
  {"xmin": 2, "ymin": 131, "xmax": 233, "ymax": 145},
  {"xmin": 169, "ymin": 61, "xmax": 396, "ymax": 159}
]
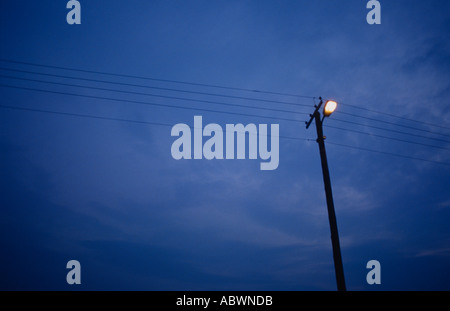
[{"xmin": 306, "ymin": 98, "xmax": 346, "ymax": 291}]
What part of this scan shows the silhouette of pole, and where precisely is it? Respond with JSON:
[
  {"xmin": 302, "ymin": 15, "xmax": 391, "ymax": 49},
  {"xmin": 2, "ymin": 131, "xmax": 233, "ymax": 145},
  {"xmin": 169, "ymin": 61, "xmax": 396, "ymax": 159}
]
[{"xmin": 306, "ymin": 99, "xmax": 346, "ymax": 291}]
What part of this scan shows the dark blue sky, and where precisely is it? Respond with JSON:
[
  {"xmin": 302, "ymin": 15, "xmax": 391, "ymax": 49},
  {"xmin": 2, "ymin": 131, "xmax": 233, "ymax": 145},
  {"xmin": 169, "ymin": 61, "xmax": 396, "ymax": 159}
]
[{"xmin": 1, "ymin": 1, "xmax": 450, "ymax": 290}]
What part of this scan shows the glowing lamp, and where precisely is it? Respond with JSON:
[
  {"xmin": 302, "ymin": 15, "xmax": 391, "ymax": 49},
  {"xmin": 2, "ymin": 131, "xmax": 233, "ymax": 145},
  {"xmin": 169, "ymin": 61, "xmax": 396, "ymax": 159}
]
[{"xmin": 323, "ymin": 100, "xmax": 337, "ymax": 117}]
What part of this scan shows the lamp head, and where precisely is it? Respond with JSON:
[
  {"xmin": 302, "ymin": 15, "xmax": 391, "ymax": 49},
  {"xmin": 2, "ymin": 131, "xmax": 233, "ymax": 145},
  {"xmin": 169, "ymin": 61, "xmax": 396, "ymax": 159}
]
[{"xmin": 323, "ymin": 100, "xmax": 337, "ymax": 117}]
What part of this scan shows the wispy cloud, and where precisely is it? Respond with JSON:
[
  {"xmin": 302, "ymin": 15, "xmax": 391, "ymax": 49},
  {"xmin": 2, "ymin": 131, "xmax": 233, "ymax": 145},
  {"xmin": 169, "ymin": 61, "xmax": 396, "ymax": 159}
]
[
  {"xmin": 172, "ymin": 204, "xmax": 315, "ymax": 248},
  {"xmin": 334, "ymin": 185, "xmax": 378, "ymax": 212},
  {"xmin": 415, "ymin": 247, "xmax": 450, "ymax": 258}
]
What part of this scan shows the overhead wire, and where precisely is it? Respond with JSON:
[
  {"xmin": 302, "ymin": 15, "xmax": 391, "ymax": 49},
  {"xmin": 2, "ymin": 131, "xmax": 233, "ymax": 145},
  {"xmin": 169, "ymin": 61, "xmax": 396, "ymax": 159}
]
[
  {"xmin": 327, "ymin": 141, "xmax": 450, "ymax": 167},
  {"xmin": 2, "ymin": 59, "xmax": 448, "ymax": 133},
  {"xmin": 1, "ymin": 103, "xmax": 448, "ymax": 167},
  {"xmin": 0, "ymin": 67, "xmax": 313, "ymax": 109},
  {"xmin": 0, "ymin": 66, "xmax": 315, "ymax": 110},
  {"xmin": 0, "ymin": 104, "xmax": 312, "ymax": 142},
  {"xmin": 330, "ymin": 117, "xmax": 450, "ymax": 141},
  {"xmin": 0, "ymin": 59, "xmax": 315, "ymax": 99},
  {"xmin": 0, "ymin": 84, "xmax": 305, "ymax": 123},
  {"xmin": 326, "ymin": 124, "xmax": 450, "ymax": 151},
  {"xmin": 1, "ymin": 66, "xmax": 449, "ymax": 142},
  {"xmin": 338, "ymin": 101, "xmax": 450, "ymax": 132},
  {"xmin": 337, "ymin": 111, "xmax": 450, "ymax": 138},
  {"xmin": 0, "ymin": 74, "xmax": 310, "ymax": 117},
  {"xmin": 1, "ymin": 81, "xmax": 448, "ymax": 152},
  {"xmin": 1, "ymin": 59, "xmax": 450, "ymax": 167}
]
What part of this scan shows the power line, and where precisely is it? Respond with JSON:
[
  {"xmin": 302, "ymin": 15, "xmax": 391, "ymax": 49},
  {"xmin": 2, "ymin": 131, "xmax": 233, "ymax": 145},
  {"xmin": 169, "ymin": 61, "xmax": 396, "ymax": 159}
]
[
  {"xmin": 338, "ymin": 101, "xmax": 450, "ymax": 132},
  {"xmin": 2, "ymin": 59, "xmax": 448, "ymax": 133},
  {"xmin": 327, "ymin": 124, "xmax": 450, "ymax": 151},
  {"xmin": 0, "ymin": 84, "xmax": 304, "ymax": 123},
  {"xmin": 327, "ymin": 141, "xmax": 450, "ymax": 167},
  {"xmin": 2, "ymin": 83, "xmax": 448, "ymax": 152},
  {"xmin": 2, "ymin": 68, "xmax": 448, "ymax": 142},
  {"xmin": 2, "ymin": 60, "xmax": 449, "ymax": 153},
  {"xmin": 330, "ymin": 117, "xmax": 450, "ymax": 141},
  {"xmin": 0, "ymin": 74, "xmax": 310, "ymax": 117},
  {"xmin": 1, "ymin": 103, "xmax": 448, "ymax": 167},
  {"xmin": 0, "ymin": 59, "xmax": 316, "ymax": 99},
  {"xmin": 337, "ymin": 111, "xmax": 450, "ymax": 138},
  {"xmin": 0, "ymin": 104, "xmax": 173, "ymax": 128},
  {"xmin": 0, "ymin": 67, "xmax": 312, "ymax": 109},
  {"xmin": 4, "ymin": 67, "xmax": 449, "ymax": 143},
  {"xmin": 0, "ymin": 104, "xmax": 311, "ymax": 142}
]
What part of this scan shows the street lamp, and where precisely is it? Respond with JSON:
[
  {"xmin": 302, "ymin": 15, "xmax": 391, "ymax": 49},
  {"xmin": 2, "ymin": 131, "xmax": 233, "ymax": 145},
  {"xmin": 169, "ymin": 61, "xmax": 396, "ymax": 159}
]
[{"xmin": 306, "ymin": 97, "xmax": 346, "ymax": 291}]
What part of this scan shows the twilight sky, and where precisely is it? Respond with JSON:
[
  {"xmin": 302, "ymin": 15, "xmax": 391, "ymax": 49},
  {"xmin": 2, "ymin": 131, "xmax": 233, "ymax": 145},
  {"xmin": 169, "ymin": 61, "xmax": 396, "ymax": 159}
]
[{"xmin": 1, "ymin": 0, "xmax": 450, "ymax": 290}]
